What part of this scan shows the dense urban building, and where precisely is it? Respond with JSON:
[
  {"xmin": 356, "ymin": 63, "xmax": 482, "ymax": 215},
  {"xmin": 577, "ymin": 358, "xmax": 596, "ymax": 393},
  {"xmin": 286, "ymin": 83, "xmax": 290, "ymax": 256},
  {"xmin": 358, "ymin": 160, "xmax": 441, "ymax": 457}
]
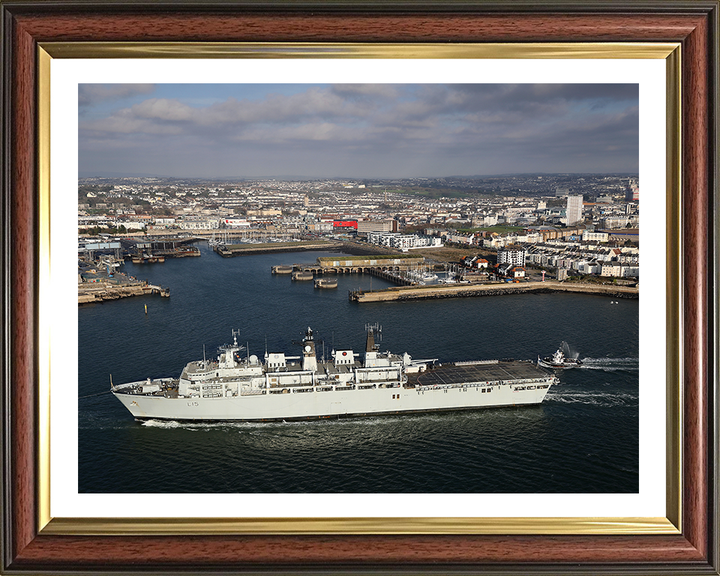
[{"xmin": 77, "ymin": 173, "xmax": 639, "ymax": 280}]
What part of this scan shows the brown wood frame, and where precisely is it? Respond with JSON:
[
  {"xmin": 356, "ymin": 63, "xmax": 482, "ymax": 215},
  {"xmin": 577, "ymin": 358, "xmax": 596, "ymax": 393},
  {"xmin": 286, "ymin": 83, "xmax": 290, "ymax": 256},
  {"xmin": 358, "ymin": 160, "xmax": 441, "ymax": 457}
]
[{"xmin": 1, "ymin": 1, "xmax": 718, "ymax": 573}]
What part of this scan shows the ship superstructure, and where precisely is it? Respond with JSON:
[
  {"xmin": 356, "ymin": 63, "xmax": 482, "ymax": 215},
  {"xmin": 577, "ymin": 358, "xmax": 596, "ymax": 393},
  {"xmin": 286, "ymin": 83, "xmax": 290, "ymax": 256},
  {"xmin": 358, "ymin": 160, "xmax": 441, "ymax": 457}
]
[{"xmin": 112, "ymin": 325, "xmax": 557, "ymax": 422}]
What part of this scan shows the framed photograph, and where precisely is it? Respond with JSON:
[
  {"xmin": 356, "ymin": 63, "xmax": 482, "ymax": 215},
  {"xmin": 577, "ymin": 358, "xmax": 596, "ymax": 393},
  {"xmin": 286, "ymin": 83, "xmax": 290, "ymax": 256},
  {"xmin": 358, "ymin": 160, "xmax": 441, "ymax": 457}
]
[
  {"xmin": 2, "ymin": 1, "xmax": 717, "ymax": 573},
  {"xmin": 65, "ymin": 55, "xmax": 657, "ymax": 519}
]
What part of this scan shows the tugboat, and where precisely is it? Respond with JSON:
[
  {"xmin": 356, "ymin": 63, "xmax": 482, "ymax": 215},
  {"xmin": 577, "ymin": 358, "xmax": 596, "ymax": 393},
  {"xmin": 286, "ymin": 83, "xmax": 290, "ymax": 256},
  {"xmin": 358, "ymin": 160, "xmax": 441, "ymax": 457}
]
[{"xmin": 538, "ymin": 342, "xmax": 582, "ymax": 369}]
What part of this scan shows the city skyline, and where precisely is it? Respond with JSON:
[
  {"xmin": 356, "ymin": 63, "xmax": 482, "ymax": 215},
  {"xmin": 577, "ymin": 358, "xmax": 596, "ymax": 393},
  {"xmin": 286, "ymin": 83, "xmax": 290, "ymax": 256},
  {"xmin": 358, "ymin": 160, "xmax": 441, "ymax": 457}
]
[{"xmin": 79, "ymin": 83, "xmax": 639, "ymax": 179}]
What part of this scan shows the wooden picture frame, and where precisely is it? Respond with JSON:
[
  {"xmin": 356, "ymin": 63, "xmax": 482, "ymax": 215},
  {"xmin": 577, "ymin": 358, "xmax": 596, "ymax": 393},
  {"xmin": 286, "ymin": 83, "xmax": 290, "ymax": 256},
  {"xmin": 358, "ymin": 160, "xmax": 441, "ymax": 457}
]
[{"xmin": 1, "ymin": 1, "xmax": 717, "ymax": 573}]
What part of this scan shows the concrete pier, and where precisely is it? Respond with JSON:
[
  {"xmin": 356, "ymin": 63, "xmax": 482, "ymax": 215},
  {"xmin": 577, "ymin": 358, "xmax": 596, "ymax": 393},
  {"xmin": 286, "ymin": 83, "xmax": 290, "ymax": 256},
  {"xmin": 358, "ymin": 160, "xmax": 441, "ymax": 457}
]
[{"xmin": 349, "ymin": 281, "xmax": 638, "ymax": 303}]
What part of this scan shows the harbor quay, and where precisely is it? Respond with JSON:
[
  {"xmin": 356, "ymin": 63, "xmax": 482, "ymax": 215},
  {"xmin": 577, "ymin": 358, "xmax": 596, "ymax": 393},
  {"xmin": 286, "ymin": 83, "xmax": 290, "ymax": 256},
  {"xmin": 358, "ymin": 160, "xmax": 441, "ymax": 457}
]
[
  {"xmin": 78, "ymin": 280, "xmax": 169, "ymax": 305},
  {"xmin": 78, "ymin": 250, "xmax": 171, "ymax": 305},
  {"xmin": 215, "ymin": 238, "xmax": 403, "ymax": 258},
  {"xmin": 79, "ymin": 236, "xmax": 201, "ymax": 263},
  {"xmin": 216, "ymin": 240, "xmax": 343, "ymax": 257},
  {"xmin": 349, "ymin": 280, "xmax": 638, "ymax": 303},
  {"xmin": 273, "ymin": 254, "xmax": 434, "ymax": 285},
  {"xmin": 273, "ymin": 255, "xmax": 427, "ymax": 274},
  {"xmin": 279, "ymin": 266, "xmax": 416, "ymax": 285}
]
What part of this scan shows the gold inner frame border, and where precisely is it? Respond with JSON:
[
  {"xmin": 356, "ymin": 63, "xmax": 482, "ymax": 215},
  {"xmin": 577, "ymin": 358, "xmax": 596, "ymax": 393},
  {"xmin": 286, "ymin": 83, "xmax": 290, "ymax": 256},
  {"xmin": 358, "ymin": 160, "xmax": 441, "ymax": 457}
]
[{"xmin": 37, "ymin": 41, "xmax": 681, "ymax": 536}]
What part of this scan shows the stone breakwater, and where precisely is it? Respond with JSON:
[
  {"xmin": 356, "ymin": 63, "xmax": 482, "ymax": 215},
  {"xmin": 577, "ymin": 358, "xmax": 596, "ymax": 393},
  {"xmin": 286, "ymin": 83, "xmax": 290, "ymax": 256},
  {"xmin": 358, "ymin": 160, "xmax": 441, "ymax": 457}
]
[
  {"xmin": 350, "ymin": 281, "xmax": 638, "ymax": 303},
  {"xmin": 78, "ymin": 282, "xmax": 169, "ymax": 305}
]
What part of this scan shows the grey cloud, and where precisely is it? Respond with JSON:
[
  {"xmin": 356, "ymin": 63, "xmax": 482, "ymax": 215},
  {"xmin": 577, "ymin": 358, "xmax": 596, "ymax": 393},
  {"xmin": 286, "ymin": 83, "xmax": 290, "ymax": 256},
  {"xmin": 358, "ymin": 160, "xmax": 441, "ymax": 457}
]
[
  {"xmin": 82, "ymin": 87, "xmax": 381, "ymax": 136},
  {"xmin": 448, "ymin": 84, "xmax": 637, "ymax": 103},
  {"xmin": 131, "ymin": 99, "xmax": 195, "ymax": 122},
  {"xmin": 330, "ymin": 84, "xmax": 401, "ymax": 99},
  {"xmin": 79, "ymin": 84, "xmax": 156, "ymax": 107},
  {"xmin": 79, "ymin": 83, "xmax": 639, "ymax": 177},
  {"xmin": 404, "ymin": 84, "xmax": 637, "ymax": 120}
]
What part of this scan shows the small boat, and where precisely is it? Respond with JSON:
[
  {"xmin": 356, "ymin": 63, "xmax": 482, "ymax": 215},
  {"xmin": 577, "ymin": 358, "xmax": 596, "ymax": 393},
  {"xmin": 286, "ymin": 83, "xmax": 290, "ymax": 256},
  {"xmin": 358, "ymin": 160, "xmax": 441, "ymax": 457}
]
[{"xmin": 538, "ymin": 343, "xmax": 582, "ymax": 369}]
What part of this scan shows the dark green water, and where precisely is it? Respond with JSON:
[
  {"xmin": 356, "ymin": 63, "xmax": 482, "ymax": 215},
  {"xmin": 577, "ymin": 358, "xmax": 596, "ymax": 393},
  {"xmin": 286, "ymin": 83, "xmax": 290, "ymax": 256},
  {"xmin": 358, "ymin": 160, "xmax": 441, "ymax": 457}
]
[{"xmin": 78, "ymin": 244, "xmax": 639, "ymax": 493}]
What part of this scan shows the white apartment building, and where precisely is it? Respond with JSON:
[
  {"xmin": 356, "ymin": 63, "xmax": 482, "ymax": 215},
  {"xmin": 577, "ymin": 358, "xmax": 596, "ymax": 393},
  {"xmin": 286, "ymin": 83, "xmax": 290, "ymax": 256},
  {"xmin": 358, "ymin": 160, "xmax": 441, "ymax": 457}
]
[
  {"xmin": 497, "ymin": 246, "xmax": 526, "ymax": 266},
  {"xmin": 179, "ymin": 217, "xmax": 219, "ymax": 230},
  {"xmin": 473, "ymin": 215, "xmax": 498, "ymax": 227},
  {"xmin": 576, "ymin": 261, "xmax": 602, "ymax": 275},
  {"xmin": 582, "ymin": 230, "xmax": 609, "ymax": 243},
  {"xmin": 600, "ymin": 263, "xmax": 623, "ymax": 277},
  {"xmin": 566, "ymin": 195, "xmax": 584, "ymax": 225},
  {"xmin": 602, "ymin": 215, "xmax": 639, "ymax": 229},
  {"xmin": 114, "ymin": 220, "xmax": 146, "ymax": 230},
  {"xmin": 311, "ymin": 221, "xmax": 334, "ymax": 233},
  {"xmin": 367, "ymin": 232, "xmax": 442, "ymax": 250}
]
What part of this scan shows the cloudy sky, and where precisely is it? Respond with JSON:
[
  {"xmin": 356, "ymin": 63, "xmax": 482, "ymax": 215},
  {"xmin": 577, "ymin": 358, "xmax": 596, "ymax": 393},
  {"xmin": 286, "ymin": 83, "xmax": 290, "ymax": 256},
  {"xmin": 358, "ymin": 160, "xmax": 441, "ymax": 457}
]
[{"xmin": 78, "ymin": 83, "xmax": 638, "ymax": 179}]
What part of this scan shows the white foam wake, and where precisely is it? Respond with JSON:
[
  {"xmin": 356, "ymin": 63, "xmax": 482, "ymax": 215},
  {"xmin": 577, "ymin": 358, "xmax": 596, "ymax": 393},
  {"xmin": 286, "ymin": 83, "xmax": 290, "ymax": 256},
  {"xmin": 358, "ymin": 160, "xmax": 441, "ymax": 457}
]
[
  {"xmin": 545, "ymin": 391, "xmax": 638, "ymax": 407},
  {"xmin": 579, "ymin": 357, "xmax": 639, "ymax": 371}
]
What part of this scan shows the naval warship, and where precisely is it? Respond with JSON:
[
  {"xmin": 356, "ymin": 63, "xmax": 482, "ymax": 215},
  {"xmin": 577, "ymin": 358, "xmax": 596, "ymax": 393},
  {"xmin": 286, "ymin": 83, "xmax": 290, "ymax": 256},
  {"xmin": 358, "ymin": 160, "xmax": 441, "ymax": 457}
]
[{"xmin": 112, "ymin": 324, "xmax": 557, "ymax": 422}]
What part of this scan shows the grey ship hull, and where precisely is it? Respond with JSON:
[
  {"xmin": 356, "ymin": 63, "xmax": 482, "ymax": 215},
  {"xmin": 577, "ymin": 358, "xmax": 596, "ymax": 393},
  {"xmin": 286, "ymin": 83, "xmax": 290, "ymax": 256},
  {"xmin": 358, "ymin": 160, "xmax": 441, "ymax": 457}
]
[{"xmin": 113, "ymin": 361, "xmax": 555, "ymax": 422}]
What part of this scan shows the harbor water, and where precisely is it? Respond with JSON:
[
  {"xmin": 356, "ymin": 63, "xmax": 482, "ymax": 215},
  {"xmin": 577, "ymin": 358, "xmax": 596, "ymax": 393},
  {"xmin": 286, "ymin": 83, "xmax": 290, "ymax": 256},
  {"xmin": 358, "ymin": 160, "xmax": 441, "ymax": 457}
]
[{"xmin": 79, "ymin": 243, "xmax": 639, "ymax": 493}]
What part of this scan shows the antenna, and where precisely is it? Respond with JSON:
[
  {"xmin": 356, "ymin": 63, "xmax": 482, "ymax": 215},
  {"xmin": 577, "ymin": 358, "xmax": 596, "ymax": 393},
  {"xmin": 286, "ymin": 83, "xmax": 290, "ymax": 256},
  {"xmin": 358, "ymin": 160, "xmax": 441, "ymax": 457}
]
[
  {"xmin": 365, "ymin": 322, "xmax": 382, "ymax": 341},
  {"xmin": 203, "ymin": 344, "xmax": 206, "ymax": 365},
  {"xmin": 232, "ymin": 328, "xmax": 241, "ymax": 346}
]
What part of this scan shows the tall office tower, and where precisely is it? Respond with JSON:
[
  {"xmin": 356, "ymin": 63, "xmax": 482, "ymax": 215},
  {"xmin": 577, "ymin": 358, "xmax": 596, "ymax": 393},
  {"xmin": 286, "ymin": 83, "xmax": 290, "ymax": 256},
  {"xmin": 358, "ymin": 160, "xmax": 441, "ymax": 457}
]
[{"xmin": 566, "ymin": 194, "xmax": 584, "ymax": 225}]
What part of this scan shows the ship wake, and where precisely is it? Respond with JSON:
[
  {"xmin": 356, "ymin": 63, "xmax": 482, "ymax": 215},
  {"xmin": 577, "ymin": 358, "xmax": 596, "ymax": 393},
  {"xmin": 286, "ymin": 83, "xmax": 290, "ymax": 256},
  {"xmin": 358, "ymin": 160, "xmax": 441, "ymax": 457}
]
[
  {"xmin": 140, "ymin": 419, "xmax": 268, "ymax": 430},
  {"xmin": 545, "ymin": 391, "xmax": 638, "ymax": 407},
  {"xmin": 578, "ymin": 357, "xmax": 639, "ymax": 372}
]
